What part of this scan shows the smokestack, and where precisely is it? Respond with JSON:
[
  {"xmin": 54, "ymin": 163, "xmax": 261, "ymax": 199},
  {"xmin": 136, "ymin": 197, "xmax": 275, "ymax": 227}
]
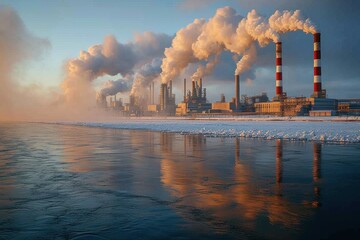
[
  {"xmin": 169, "ymin": 80, "xmax": 172, "ymax": 98},
  {"xmin": 235, "ymin": 74, "xmax": 240, "ymax": 109},
  {"xmin": 152, "ymin": 82, "xmax": 155, "ymax": 104},
  {"xmin": 192, "ymin": 80, "xmax": 196, "ymax": 98},
  {"xmin": 313, "ymin": 33, "xmax": 322, "ymax": 96},
  {"xmin": 149, "ymin": 84, "xmax": 152, "ymax": 104},
  {"xmin": 160, "ymin": 83, "xmax": 166, "ymax": 111},
  {"xmin": 184, "ymin": 78, "xmax": 186, "ymax": 102},
  {"xmin": 199, "ymin": 78, "xmax": 203, "ymax": 98},
  {"xmin": 276, "ymin": 42, "xmax": 283, "ymax": 97}
]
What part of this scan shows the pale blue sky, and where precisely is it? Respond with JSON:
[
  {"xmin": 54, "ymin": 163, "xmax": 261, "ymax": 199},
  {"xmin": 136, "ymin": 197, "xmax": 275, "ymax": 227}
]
[
  {"xmin": 1, "ymin": 0, "xmax": 241, "ymax": 89},
  {"xmin": 1, "ymin": 0, "xmax": 359, "ymax": 100}
]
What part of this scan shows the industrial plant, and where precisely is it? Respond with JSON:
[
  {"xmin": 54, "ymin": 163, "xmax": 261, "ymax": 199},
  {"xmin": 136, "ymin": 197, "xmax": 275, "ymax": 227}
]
[{"xmin": 97, "ymin": 33, "xmax": 360, "ymax": 117}]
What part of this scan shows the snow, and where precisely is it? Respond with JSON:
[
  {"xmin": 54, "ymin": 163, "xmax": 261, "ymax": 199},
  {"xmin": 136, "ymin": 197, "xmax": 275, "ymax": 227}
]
[{"xmin": 54, "ymin": 116, "xmax": 360, "ymax": 143}]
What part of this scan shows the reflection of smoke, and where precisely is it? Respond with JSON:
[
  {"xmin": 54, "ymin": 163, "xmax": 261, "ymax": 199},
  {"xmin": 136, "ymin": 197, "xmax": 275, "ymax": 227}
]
[
  {"xmin": 0, "ymin": 6, "xmax": 50, "ymax": 121},
  {"xmin": 100, "ymin": 79, "xmax": 130, "ymax": 97},
  {"xmin": 130, "ymin": 58, "xmax": 162, "ymax": 97},
  {"xmin": 61, "ymin": 32, "xmax": 171, "ymax": 106},
  {"xmin": 161, "ymin": 7, "xmax": 317, "ymax": 83}
]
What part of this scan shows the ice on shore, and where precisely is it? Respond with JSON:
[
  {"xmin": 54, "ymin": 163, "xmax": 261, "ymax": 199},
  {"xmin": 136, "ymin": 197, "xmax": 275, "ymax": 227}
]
[{"xmin": 56, "ymin": 117, "xmax": 360, "ymax": 143}]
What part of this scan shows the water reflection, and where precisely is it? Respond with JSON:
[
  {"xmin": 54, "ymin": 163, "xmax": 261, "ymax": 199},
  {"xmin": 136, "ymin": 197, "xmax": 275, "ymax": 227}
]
[
  {"xmin": 276, "ymin": 139, "xmax": 283, "ymax": 184},
  {"xmin": 160, "ymin": 134, "xmax": 321, "ymax": 235},
  {"xmin": 1, "ymin": 123, "xmax": 359, "ymax": 239},
  {"xmin": 312, "ymin": 143, "xmax": 322, "ymax": 208}
]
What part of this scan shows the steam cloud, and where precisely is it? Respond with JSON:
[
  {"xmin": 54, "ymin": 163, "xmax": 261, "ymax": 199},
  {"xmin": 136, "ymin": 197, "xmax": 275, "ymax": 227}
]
[
  {"xmin": 62, "ymin": 32, "xmax": 171, "ymax": 106},
  {"xmin": 0, "ymin": 6, "xmax": 50, "ymax": 121},
  {"xmin": 130, "ymin": 58, "xmax": 162, "ymax": 97},
  {"xmin": 99, "ymin": 79, "xmax": 130, "ymax": 97},
  {"xmin": 161, "ymin": 7, "xmax": 317, "ymax": 83}
]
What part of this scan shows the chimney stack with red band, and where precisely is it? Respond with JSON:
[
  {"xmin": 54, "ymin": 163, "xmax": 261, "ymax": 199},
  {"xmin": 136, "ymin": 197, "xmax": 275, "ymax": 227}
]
[
  {"xmin": 313, "ymin": 33, "xmax": 322, "ymax": 95},
  {"xmin": 276, "ymin": 42, "xmax": 283, "ymax": 97}
]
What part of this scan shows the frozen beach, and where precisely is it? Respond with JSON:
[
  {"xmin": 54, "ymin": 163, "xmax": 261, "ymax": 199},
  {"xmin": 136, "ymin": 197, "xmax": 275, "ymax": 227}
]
[{"xmin": 55, "ymin": 116, "xmax": 360, "ymax": 143}]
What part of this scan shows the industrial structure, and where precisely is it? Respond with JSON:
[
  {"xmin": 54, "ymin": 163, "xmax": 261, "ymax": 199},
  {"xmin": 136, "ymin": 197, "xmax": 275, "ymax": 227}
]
[
  {"xmin": 254, "ymin": 33, "xmax": 338, "ymax": 116},
  {"xmin": 96, "ymin": 32, "xmax": 359, "ymax": 117},
  {"xmin": 176, "ymin": 78, "xmax": 211, "ymax": 115},
  {"xmin": 159, "ymin": 80, "xmax": 176, "ymax": 115}
]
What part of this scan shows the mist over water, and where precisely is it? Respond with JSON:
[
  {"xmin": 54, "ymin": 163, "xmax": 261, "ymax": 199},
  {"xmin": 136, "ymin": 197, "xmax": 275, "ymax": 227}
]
[{"xmin": 0, "ymin": 123, "xmax": 359, "ymax": 239}]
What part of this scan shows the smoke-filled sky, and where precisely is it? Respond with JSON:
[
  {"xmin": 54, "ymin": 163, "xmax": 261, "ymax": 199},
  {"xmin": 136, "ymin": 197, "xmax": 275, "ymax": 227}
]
[{"xmin": 0, "ymin": 0, "xmax": 359, "ymax": 112}]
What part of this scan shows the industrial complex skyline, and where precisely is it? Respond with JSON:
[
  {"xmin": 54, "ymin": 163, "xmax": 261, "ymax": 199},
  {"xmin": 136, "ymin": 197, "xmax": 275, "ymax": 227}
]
[{"xmin": 0, "ymin": 0, "xmax": 359, "ymax": 120}]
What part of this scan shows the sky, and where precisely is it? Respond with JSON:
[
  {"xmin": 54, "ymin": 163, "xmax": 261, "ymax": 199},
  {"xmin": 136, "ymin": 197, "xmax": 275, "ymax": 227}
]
[{"xmin": 0, "ymin": 0, "xmax": 359, "ymax": 105}]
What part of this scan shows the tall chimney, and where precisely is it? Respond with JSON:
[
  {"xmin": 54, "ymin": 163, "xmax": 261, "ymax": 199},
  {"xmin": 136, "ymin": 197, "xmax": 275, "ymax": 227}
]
[
  {"xmin": 276, "ymin": 42, "xmax": 283, "ymax": 97},
  {"xmin": 199, "ymin": 78, "xmax": 203, "ymax": 98},
  {"xmin": 192, "ymin": 80, "xmax": 196, "ymax": 98},
  {"xmin": 235, "ymin": 74, "xmax": 240, "ymax": 109},
  {"xmin": 149, "ymin": 84, "xmax": 152, "ymax": 104},
  {"xmin": 183, "ymin": 78, "xmax": 186, "ymax": 102},
  {"xmin": 160, "ymin": 83, "xmax": 166, "ymax": 111},
  {"xmin": 169, "ymin": 80, "xmax": 172, "ymax": 99},
  {"xmin": 313, "ymin": 33, "xmax": 322, "ymax": 96},
  {"xmin": 152, "ymin": 82, "xmax": 155, "ymax": 104}
]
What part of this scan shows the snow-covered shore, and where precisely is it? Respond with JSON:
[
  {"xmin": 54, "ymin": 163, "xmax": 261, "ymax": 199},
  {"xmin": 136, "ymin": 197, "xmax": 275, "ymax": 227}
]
[{"xmin": 54, "ymin": 116, "xmax": 360, "ymax": 143}]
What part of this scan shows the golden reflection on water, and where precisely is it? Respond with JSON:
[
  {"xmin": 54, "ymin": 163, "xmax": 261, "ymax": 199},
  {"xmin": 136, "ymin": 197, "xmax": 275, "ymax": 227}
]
[{"xmin": 160, "ymin": 134, "xmax": 323, "ymax": 230}]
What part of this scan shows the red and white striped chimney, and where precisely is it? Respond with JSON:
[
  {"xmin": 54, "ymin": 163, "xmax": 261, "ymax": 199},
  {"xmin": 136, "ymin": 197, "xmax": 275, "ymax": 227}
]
[
  {"xmin": 276, "ymin": 42, "xmax": 283, "ymax": 97},
  {"xmin": 313, "ymin": 33, "xmax": 322, "ymax": 95}
]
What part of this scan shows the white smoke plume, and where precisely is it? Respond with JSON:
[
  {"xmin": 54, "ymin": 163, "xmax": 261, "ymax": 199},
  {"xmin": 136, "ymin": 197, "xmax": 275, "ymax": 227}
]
[
  {"xmin": 269, "ymin": 10, "xmax": 317, "ymax": 34},
  {"xmin": 0, "ymin": 6, "xmax": 51, "ymax": 121},
  {"xmin": 160, "ymin": 18, "xmax": 206, "ymax": 84},
  {"xmin": 192, "ymin": 54, "xmax": 221, "ymax": 80},
  {"xmin": 100, "ymin": 79, "xmax": 130, "ymax": 97},
  {"xmin": 130, "ymin": 58, "xmax": 162, "ymax": 97},
  {"xmin": 161, "ymin": 7, "xmax": 317, "ymax": 83},
  {"xmin": 235, "ymin": 44, "xmax": 257, "ymax": 75},
  {"xmin": 62, "ymin": 32, "xmax": 171, "ymax": 106}
]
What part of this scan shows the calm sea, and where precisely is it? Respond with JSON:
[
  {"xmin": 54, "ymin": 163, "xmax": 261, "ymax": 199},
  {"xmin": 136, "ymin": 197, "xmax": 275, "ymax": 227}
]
[{"xmin": 0, "ymin": 123, "xmax": 359, "ymax": 239}]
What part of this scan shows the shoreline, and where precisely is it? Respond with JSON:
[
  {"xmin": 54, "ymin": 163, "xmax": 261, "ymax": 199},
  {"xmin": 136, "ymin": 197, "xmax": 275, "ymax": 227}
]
[{"xmin": 41, "ymin": 117, "xmax": 360, "ymax": 143}]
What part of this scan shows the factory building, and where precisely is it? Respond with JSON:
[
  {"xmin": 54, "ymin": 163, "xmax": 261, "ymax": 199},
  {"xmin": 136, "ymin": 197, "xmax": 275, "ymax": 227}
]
[
  {"xmin": 159, "ymin": 80, "xmax": 176, "ymax": 116},
  {"xmin": 242, "ymin": 93, "xmax": 269, "ymax": 112},
  {"xmin": 209, "ymin": 74, "xmax": 248, "ymax": 113},
  {"xmin": 109, "ymin": 95, "xmax": 123, "ymax": 110},
  {"xmin": 255, "ymin": 32, "xmax": 337, "ymax": 116},
  {"xmin": 96, "ymin": 93, "xmax": 107, "ymax": 108},
  {"xmin": 338, "ymin": 99, "xmax": 360, "ymax": 115},
  {"xmin": 95, "ymin": 32, "xmax": 356, "ymax": 117},
  {"xmin": 176, "ymin": 78, "xmax": 211, "ymax": 115}
]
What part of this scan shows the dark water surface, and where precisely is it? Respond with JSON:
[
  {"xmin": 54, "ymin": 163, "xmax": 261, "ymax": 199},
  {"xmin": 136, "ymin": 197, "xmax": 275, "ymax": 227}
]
[{"xmin": 0, "ymin": 123, "xmax": 359, "ymax": 239}]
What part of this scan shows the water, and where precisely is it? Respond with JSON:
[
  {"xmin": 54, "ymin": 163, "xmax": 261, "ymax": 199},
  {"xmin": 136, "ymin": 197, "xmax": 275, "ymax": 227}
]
[{"xmin": 0, "ymin": 123, "xmax": 359, "ymax": 239}]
